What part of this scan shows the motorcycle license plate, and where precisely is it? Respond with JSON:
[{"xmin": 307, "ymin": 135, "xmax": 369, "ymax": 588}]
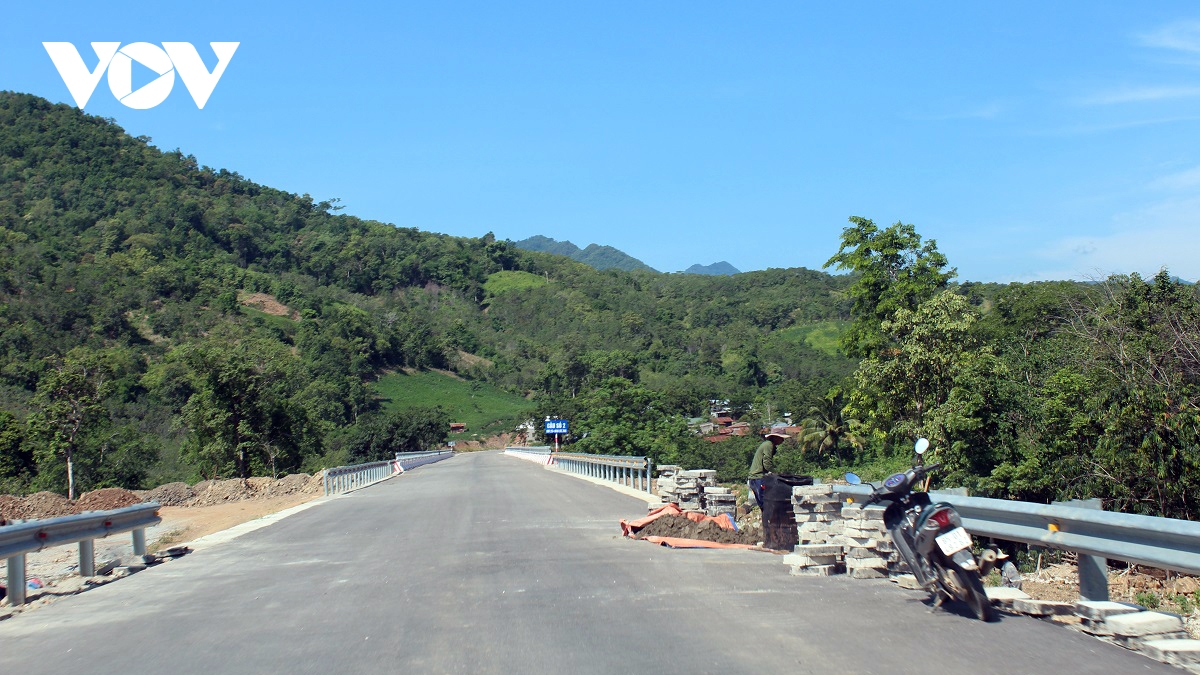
[{"xmin": 935, "ymin": 527, "xmax": 972, "ymax": 555}]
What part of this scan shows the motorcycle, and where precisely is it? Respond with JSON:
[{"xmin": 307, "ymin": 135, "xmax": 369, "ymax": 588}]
[{"xmin": 845, "ymin": 438, "xmax": 995, "ymax": 621}]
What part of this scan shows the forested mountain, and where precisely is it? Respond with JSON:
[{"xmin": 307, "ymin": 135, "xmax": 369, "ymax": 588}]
[
  {"xmin": 3, "ymin": 91, "xmax": 1197, "ymax": 521},
  {"xmin": 0, "ymin": 92, "xmax": 854, "ymax": 496},
  {"xmin": 684, "ymin": 262, "xmax": 740, "ymax": 276},
  {"xmin": 513, "ymin": 235, "xmax": 658, "ymax": 272}
]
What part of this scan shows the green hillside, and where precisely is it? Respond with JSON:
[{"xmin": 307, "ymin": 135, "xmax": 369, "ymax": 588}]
[
  {"xmin": 10, "ymin": 91, "xmax": 1193, "ymax": 521},
  {"xmin": 373, "ymin": 370, "xmax": 533, "ymax": 439}
]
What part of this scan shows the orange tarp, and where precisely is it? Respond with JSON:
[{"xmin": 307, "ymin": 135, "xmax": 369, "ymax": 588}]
[{"xmin": 620, "ymin": 503, "xmax": 762, "ymax": 550}]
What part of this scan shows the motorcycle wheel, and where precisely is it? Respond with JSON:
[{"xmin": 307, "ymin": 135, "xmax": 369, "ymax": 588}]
[{"xmin": 936, "ymin": 556, "xmax": 995, "ymax": 622}]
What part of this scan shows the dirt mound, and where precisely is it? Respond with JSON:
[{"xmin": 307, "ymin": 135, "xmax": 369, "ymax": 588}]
[
  {"xmin": 246, "ymin": 477, "xmax": 273, "ymax": 494},
  {"xmin": 0, "ymin": 494, "xmax": 30, "ymax": 522},
  {"xmin": 633, "ymin": 514, "xmax": 759, "ymax": 545},
  {"xmin": 187, "ymin": 478, "xmax": 254, "ymax": 506},
  {"xmin": 142, "ymin": 482, "xmax": 196, "ymax": 506},
  {"xmin": 305, "ymin": 472, "xmax": 326, "ymax": 493},
  {"xmin": 76, "ymin": 488, "xmax": 141, "ymax": 512},
  {"xmin": 262, "ymin": 473, "xmax": 314, "ymax": 498},
  {"xmin": 23, "ymin": 491, "xmax": 80, "ymax": 519}
]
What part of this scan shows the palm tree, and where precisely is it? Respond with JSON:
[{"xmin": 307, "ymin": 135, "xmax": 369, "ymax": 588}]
[{"xmin": 798, "ymin": 391, "xmax": 864, "ymax": 462}]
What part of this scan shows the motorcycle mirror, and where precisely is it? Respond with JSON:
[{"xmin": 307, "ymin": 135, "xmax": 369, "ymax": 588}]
[
  {"xmin": 914, "ymin": 438, "xmax": 930, "ymax": 455},
  {"xmin": 844, "ymin": 472, "xmax": 862, "ymax": 485}
]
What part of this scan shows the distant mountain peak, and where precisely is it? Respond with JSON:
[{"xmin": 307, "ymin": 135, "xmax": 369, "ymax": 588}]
[
  {"xmin": 683, "ymin": 261, "xmax": 740, "ymax": 276},
  {"xmin": 513, "ymin": 236, "xmax": 657, "ymax": 273}
]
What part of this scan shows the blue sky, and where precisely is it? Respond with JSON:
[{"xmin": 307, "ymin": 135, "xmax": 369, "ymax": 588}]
[{"xmin": 3, "ymin": 2, "xmax": 1199, "ymax": 282}]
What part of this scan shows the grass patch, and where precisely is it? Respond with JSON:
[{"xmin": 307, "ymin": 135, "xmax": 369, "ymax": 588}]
[
  {"xmin": 240, "ymin": 306, "xmax": 297, "ymax": 332},
  {"xmin": 483, "ymin": 270, "xmax": 549, "ymax": 297},
  {"xmin": 771, "ymin": 321, "xmax": 846, "ymax": 358},
  {"xmin": 373, "ymin": 370, "xmax": 533, "ymax": 439}
]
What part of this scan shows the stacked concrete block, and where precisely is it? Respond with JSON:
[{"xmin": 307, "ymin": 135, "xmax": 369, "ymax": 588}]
[
  {"xmin": 654, "ymin": 465, "xmax": 686, "ymax": 509},
  {"xmin": 784, "ymin": 544, "xmax": 843, "ymax": 576},
  {"xmin": 672, "ymin": 470, "xmax": 708, "ymax": 511},
  {"xmin": 840, "ymin": 503, "xmax": 893, "ymax": 579},
  {"xmin": 785, "ymin": 484, "xmax": 846, "ymax": 575},
  {"xmin": 654, "ymin": 466, "xmax": 722, "ymax": 513},
  {"xmin": 1099, "ymin": 612, "xmax": 1190, "ymax": 649},
  {"xmin": 703, "ymin": 486, "xmax": 737, "ymax": 518}
]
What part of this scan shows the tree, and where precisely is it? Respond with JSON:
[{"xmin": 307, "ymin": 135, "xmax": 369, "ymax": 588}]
[
  {"xmin": 847, "ymin": 291, "xmax": 1011, "ymax": 483},
  {"xmin": 824, "ymin": 217, "xmax": 955, "ymax": 358},
  {"xmin": 797, "ymin": 389, "xmax": 864, "ymax": 462},
  {"xmin": 26, "ymin": 347, "xmax": 115, "ymax": 499},
  {"xmin": 174, "ymin": 332, "xmax": 316, "ymax": 479},
  {"xmin": 343, "ymin": 407, "xmax": 449, "ymax": 463}
]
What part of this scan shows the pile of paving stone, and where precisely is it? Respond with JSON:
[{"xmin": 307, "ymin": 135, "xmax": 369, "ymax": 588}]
[
  {"xmin": 654, "ymin": 466, "xmax": 725, "ymax": 514},
  {"xmin": 840, "ymin": 502, "xmax": 895, "ymax": 579},
  {"xmin": 783, "ymin": 484, "xmax": 846, "ymax": 576},
  {"xmin": 986, "ymin": 589, "xmax": 1200, "ymax": 668},
  {"xmin": 703, "ymin": 486, "xmax": 737, "ymax": 518}
]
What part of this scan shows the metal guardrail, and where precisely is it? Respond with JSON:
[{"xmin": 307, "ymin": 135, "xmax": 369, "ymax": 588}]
[
  {"xmin": 323, "ymin": 451, "xmax": 453, "ymax": 496},
  {"xmin": 833, "ymin": 483, "xmax": 1200, "ymax": 600},
  {"xmin": 1, "ymin": 502, "xmax": 161, "ymax": 606},
  {"xmin": 504, "ymin": 447, "xmax": 653, "ymax": 493}
]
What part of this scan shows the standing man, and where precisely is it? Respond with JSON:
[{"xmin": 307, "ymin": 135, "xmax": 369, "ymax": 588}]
[{"xmin": 747, "ymin": 431, "xmax": 788, "ymax": 508}]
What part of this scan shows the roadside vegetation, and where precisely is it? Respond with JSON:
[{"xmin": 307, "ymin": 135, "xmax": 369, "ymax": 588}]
[{"xmin": 0, "ymin": 91, "xmax": 1197, "ymax": 521}]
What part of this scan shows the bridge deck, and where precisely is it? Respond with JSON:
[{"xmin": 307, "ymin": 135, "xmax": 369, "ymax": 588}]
[{"xmin": 0, "ymin": 451, "xmax": 1174, "ymax": 674}]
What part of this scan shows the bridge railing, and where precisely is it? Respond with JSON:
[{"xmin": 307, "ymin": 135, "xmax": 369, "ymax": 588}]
[
  {"xmin": 504, "ymin": 447, "xmax": 653, "ymax": 493},
  {"xmin": 0, "ymin": 502, "xmax": 161, "ymax": 606},
  {"xmin": 323, "ymin": 451, "xmax": 453, "ymax": 496},
  {"xmin": 833, "ymin": 483, "xmax": 1200, "ymax": 601}
]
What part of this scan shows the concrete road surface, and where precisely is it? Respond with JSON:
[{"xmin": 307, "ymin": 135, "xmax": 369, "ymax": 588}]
[{"xmin": 0, "ymin": 451, "xmax": 1176, "ymax": 674}]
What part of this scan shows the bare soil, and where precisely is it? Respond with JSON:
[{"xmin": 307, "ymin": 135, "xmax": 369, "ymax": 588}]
[
  {"xmin": 150, "ymin": 493, "xmax": 319, "ymax": 550},
  {"xmin": 1, "ymin": 478, "xmax": 325, "ymax": 615},
  {"xmin": 238, "ymin": 291, "xmax": 297, "ymax": 319},
  {"xmin": 633, "ymin": 514, "xmax": 760, "ymax": 546}
]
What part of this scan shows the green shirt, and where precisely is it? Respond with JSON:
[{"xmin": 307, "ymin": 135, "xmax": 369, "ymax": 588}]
[{"xmin": 748, "ymin": 439, "xmax": 775, "ymax": 479}]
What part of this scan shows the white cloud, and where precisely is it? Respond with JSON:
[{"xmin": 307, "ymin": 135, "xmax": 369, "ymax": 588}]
[
  {"xmin": 1138, "ymin": 20, "xmax": 1200, "ymax": 54},
  {"xmin": 1030, "ymin": 197, "xmax": 1200, "ymax": 281},
  {"xmin": 1149, "ymin": 165, "xmax": 1200, "ymax": 191},
  {"xmin": 1075, "ymin": 85, "xmax": 1200, "ymax": 106}
]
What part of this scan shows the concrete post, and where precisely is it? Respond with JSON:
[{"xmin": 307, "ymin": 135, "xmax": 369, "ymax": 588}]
[
  {"xmin": 79, "ymin": 539, "xmax": 95, "ymax": 577},
  {"xmin": 6, "ymin": 554, "xmax": 26, "ymax": 605},
  {"xmin": 132, "ymin": 528, "xmax": 147, "ymax": 557}
]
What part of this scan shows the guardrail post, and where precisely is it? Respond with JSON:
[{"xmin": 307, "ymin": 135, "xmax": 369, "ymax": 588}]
[
  {"xmin": 132, "ymin": 528, "xmax": 147, "ymax": 557},
  {"xmin": 79, "ymin": 539, "xmax": 95, "ymax": 577},
  {"xmin": 6, "ymin": 553, "xmax": 26, "ymax": 605},
  {"xmin": 1056, "ymin": 498, "xmax": 1109, "ymax": 601}
]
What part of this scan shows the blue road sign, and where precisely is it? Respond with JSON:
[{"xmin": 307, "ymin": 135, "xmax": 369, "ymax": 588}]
[{"xmin": 545, "ymin": 419, "xmax": 568, "ymax": 435}]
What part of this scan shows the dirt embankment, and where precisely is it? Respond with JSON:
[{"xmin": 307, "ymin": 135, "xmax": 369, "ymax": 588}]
[{"xmin": 0, "ymin": 472, "xmax": 326, "ymax": 524}]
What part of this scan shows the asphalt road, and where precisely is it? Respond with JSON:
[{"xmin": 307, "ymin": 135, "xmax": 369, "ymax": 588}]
[{"xmin": 0, "ymin": 451, "xmax": 1176, "ymax": 674}]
